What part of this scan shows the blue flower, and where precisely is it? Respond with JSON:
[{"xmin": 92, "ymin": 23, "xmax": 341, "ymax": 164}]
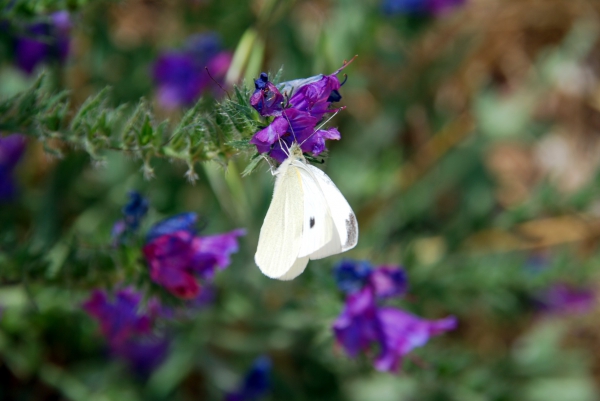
[
  {"xmin": 334, "ymin": 260, "xmax": 407, "ymax": 299},
  {"xmin": 0, "ymin": 134, "xmax": 26, "ymax": 201},
  {"xmin": 334, "ymin": 260, "xmax": 373, "ymax": 293},
  {"xmin": 382, "ymin": 0, "xmax": 465, "ymax": 16},
  {"xmin": 226, "ymin": 356, "xmax": 271, "ymax": 401},
  {"xmin": 122, "ymin": 191, "xmax": 149, "ymax": 231},
  {"xmin": 146, "ymin": 212, "xmax": 198, "ymax": 242},
  {"xmin": 112, "ymin": 191, "xmax": 149, "ymax": 243}
]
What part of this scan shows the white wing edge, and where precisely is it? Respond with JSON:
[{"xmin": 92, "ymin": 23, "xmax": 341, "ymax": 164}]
[
  {"xmin": 306, "ymin": 164, "xmax": 358, "ymax": 253},
  {"xmin": 277, "ymin": 255, "xmax": 310, "ymax": 280}
]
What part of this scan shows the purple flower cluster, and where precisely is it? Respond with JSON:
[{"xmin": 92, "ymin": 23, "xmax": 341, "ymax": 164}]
[
  {"xmin": 0, "ymin": 134, "xmax": 26, "ymax": 201},
  {"xmin": 13, "ymin": 11, "xmax": 71, "ymax": 75},
  {"xmin": 82, "ymin": 288, "xmax": 169, "ymax": 375},
  {"xmin": 225, "ymin": 356, "xmax": 271, "ymax": 401},
  {"xmin": 382, "ymin": 0, "xmax": 465, "ymax": 16},
  {"xmin": 332, "ymin": 260, "xmax": 457, "ymax": 372},
  {"xmin": 143, "ymin": 212, "xmax": 245, "ymax": 299},
  {"xmin": 153, "ymin": 32, "xmax": 232, "ymax": 109},
  {"xmin": 535, "ymin": 283, "xmax": 595, "ymax": 315},
  {"xmin": 249, "ymin": 59, "xmax": 354, "ymax": 163}
]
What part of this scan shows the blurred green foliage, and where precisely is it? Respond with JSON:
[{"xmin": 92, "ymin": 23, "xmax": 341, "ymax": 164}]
[{"xmin": 3, "ymin": 0, "xmax": 600, "ymax": 400}]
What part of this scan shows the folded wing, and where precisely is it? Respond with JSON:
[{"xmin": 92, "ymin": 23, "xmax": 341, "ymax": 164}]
[{"xmin": 255, "ymin": 163, "xmax": 306, "ymax": 279}]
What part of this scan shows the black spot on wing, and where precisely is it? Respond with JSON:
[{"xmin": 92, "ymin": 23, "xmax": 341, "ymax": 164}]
[
  {"xmin": 344, "ymin": 213, "xmax": 358, "ymax": 247},
  {"xmin": 310, "ymin": 217, "xmax": 315, "ymax": 228}
]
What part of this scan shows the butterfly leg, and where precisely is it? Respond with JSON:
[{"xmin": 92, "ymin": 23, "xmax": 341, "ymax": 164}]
[{"xmin": 262, "ymin": 154, "xmax": 278, "ymax": 176}]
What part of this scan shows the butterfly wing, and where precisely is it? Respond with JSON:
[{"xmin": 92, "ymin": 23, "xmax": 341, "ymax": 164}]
[
  {"xmin": 277, "ymin": 255, "xmax": 310, "ymax": 281},
  {"xmin": 293, "ymin": 162, "xmax": 336, "ymax": 259},
  {"xmin": 305, "ymin": 164, "xmax": 358, "ymax": 259},
  {"xmin": 255, "ymin": 147, "xmax": 358, "ymax": 280},
  {"xmin": 255, "ymin": 161, "xmax": 307, "ymax": 279}
]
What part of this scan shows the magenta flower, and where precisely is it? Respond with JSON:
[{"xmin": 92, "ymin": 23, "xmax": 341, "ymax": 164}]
[
  {"xmin": 249, "ymin": 60, "xmax": 353, "ymax": 163},
  {"xmin": 82, "ymin": 288, "xmax": 169, "ymax": 375},
  {"xmin": 14, "ymin": 11, "xmax": 71, "ymax": 75},
  {"xmin": 332, "ymin": 260, "xmax": 456, "ymax": 372},
  {"xmin": 153, "ymin": 33, "xmax": 232, "ymax": 109},
  {"xmin": 0, "ymin": 134, "xmax": 26, "ymax": 201},
  {"xmin": 142, "ymin": 213, "xmax": 245, "ymax": 299}
]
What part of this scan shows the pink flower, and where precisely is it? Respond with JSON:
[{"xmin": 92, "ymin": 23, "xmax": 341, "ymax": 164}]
[{"xmin": 142, "ymin": 213, "xmax": 245, "ymax": 299}]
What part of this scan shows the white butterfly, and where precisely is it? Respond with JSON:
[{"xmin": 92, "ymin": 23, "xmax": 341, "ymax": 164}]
[{"xmin": 255, "ymin": 142, "xmax": 358, "ymax": 280}]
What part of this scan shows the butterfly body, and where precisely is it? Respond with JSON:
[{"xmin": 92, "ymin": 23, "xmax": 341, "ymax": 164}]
[{"xmin": 255, "ymin": 143, "xmax": 358, "ymax": 280}]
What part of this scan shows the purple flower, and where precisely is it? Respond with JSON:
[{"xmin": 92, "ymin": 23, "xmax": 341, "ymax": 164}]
[
  {"xmin": 14, "ymin": 11, "xmax": 71, "ymax": 75},
  {"xmin": 250, "ymin": 107, "xmax": 321, "ymax": 163},
  {"xmin": 333, "ymin": 286, "xmax": 384, "ymax": 358},
  {"xmin": 112, "ymin": 336, "xmax": 169, "ymax": 377},
  {"xmin": 153, "ymin": 33, "xmax": 232, "ymax": 109},
  {"xmin": 382, "ymin": 0, "xmax": 465, "ymax": 16},
  {"xmin": 226, "ymin": 356, "xmax": 271, "ymax": 401},
  {"xmin": 82, "ymin": 288, "xmax": 169, "ymax": 375},
  {"xmin": 82, "ymin": 288, "xmax": 152, "ymax": 346},
  {"xmin": 332, "ymin": 260, "xmax": 456, "ymax": 372},
  {"xmin": 250, "ymin": 73, "xmax": 285, "ymax": 117},
  {"xmin": 111, "ymin": 220, "xmax": 127, "ymax": 242},
  {"xmin": 142, "ymin": 213, "xmax": 245, "ymax": 299},
  {"xmin": 249, "ymin": 60, "xmax": 353, "ymax": 163},
  {"xmin": 287, "ymin": 72, "xmax": 344, "ymax": 120},
  {"xmin": 0, "ymin": 134, "xmax": 26, "ymax": 201},
  {"xmin": 536, "ymin": 284, "xmax": 595, "ymax": 315},
  {"xmin": 153, "ymin": 53, "xmax": 206, "ymax": 108},
  {"xmin": 185, "ymin": 285, "xmax": 216, "ymax": 310},
  {"xmin": 368, "ymin": 266, "xmax": 408, "ymax": 299},
  {"xmin": 374, "ymin": 308, "xmax": 457, "ymax": 372}
]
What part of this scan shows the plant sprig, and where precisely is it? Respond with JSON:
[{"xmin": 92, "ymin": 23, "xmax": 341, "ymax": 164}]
[{"xmin": 0, "ymin": 75, "xmax": 263, "ymax": 181}]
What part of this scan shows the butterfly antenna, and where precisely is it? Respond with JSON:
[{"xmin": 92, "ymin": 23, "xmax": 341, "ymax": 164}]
[
  {"xmin": 282, "ymin": 111, "xmax": 298, "ymax": 144},
  {"xmin": 299, "ymin": 108, "xmax": 343, "ymax": 148},
  {"xmin": 276, "ymin": 134, "xmax": 291, "ymax": 157},
  {"xmin": 205, "ymin": 67, "xmax": 231, "ymax": 100}
]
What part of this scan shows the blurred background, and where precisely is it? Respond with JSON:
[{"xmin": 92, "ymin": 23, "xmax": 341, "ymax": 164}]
[{"xmin": 3, "ymin": 0, "xmax": 600, "ymax": 400}]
